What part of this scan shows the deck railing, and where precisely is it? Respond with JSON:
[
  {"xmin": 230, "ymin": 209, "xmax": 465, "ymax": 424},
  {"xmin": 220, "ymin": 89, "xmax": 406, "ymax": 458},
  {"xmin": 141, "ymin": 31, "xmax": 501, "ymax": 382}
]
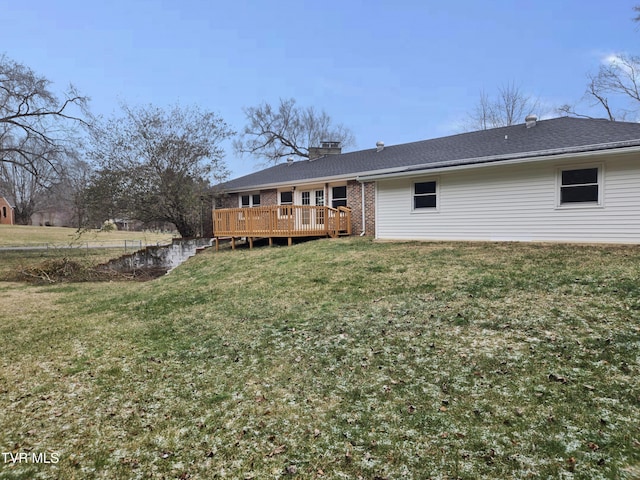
[{"xmin": 213, "ymin": 205, "xmax": 351, "ymax": 239}]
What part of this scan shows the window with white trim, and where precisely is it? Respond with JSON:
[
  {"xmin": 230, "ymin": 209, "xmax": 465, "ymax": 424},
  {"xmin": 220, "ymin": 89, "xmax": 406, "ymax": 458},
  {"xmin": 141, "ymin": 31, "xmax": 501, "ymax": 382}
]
[
  {"xmin": 559, "ymin": 167, "xmax": 600, "ymax": 205},
  {"xmin": 413, "ymin": 181, "xmax": 437, "ymax": 209},
  {"xmin": 279, "ymin": 191, "xmax": 293, "ymax": 216},
  {"xmin": 240, "ymin": 193, "xmax": 261, "ymax": 208},
  {"xmin": 331, "ymin": 186, "xmax": 347, "ymax": 208}
]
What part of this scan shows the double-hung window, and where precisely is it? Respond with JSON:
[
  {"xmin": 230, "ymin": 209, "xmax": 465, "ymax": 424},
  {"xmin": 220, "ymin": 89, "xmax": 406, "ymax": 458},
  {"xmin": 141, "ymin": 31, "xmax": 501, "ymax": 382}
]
[
  {"xmin": 331, "ymin": 186, "xmax": 347, "ymax": 208},
  {"xmin": 240, "ymin": 193, "xmax": 261, "ymax": 208},
  {"xmin": 279, "ymin": 191, "xmax": 293, "ymax": 216},
  {"xmin": 558, "ymin": 166, "xmax": 601, "ymax": 206},
  {"xmin": 413, "ymin": 181, "xmax": 437, "ymax": 210}
]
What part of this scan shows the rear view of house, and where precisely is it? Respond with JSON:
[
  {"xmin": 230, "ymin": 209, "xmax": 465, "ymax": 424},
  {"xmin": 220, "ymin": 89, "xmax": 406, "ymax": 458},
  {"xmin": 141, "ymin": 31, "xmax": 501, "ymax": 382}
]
[{"xmin": 215, "ymin": 117, "xmax": 640, "ymax": 245}]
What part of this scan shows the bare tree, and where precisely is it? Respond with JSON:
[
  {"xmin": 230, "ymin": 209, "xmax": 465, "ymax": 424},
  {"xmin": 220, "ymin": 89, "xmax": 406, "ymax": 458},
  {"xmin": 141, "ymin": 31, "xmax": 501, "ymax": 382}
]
[
  {"xmin": 55, "ymin": 155, "xmax": 94, "ymax": 230},
  {"xmin": 88, "ymin": 103, "xmax": 234, "ymax": 237},
  {"xmin": 592, "ymin": 54, "xmax": 640, "ymax": 119},
  {"xmin": 0, "ymin": 141, "xmax": 61, "ymax": 224},
  {"xmin": 0, "ymin": 55, "xmax": 88, "ymax": 179},
  {"xmin": 469, "ymin": 89, "xmax": 494, "ymax": 131},
  {"xmin": 466, "ymin": 83, "xmax": 539, "ymax": 130},
  {"xmin": 559, "ymin": 54, "xmax": 640, "ymax": 121},
  {"xmin": 234, "ymin": 98, "xmax": 355, "ymax": 165}
]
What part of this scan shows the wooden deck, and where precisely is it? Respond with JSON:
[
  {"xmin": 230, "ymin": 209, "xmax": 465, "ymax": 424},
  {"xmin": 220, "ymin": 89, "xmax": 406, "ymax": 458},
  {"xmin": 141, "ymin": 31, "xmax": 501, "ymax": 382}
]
[{"xmin": 212, "ymin": 205, "xmax": 352, "ymax": 249}]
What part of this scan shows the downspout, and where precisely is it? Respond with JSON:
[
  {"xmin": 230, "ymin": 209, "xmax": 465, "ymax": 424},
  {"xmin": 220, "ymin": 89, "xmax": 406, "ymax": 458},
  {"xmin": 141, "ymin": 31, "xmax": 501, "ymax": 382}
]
[{"xmin": 358, "ymin": 180, "xmax": 366, "ymax": 236}]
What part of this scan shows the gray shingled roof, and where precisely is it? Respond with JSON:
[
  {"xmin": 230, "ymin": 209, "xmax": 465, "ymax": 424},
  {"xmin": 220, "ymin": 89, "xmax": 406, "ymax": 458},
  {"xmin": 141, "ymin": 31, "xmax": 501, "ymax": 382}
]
[{"xmin": 220, "ymin": 117, "xmax": 640, "ymax": 191}]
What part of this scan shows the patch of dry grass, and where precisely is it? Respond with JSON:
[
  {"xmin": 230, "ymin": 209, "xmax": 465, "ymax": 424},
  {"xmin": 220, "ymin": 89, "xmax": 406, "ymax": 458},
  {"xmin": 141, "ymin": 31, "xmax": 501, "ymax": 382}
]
[
  {"xmin": 0, "ymin": 249, "xmax": 127, "ymax": 281},
  {"xmin": 0, "ymin": 238, "xmax": 639, "ymax": 479},
  {"xmin": 0, "ymin": 224, "xmax": 174, "ymax": 247}
]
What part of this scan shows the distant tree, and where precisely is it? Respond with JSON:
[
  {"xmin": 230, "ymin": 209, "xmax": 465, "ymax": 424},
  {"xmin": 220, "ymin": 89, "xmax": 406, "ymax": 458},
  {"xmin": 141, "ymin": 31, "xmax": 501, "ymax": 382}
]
[
  {"xmin": 0, "ymin": 54, "xmax": 88, "ymax": 179},
  {"xmin": 57, "ymin": 156, "xmax": 94, "ymax": 230},
  {"xmin": 87, "ymin": 103, "xmax": 234, "ymax": 237},
  {"xmin": 560, "ymin": 7, "xmax": 640, "ymax": 121},
  {"xmin": 466, "ymin": 83, "xmax": 539, "ymax": 130},
  {"xmin": 84, "ymin": 167, "xmax": 133, "ymax": 229},
  {"xmin": 0, "ymin": 140, "xmax": 61, "ymax": 224},
  {"xmin": 234, "ymin": 98, "xmax": 355, "ymax": 165},
  {"xmin": 558, "ymin": 54, "xmax": 640, "ymax": 121}
]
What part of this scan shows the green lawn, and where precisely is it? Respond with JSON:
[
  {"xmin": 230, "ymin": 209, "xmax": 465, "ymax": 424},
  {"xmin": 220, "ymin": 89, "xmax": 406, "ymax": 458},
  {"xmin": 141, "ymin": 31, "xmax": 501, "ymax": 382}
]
[{"xmin": 0, "ymin": 238, "xmax": 639, "ymax": 479}]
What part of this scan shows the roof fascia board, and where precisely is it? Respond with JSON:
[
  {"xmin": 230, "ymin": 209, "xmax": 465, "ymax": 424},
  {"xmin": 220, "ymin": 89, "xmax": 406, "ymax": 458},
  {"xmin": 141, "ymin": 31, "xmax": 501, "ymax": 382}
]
[
  {"xmin": 222, "ymin": 175, "xmax": 356, "ymax": 193},
  {"xmin": 222, "ymin": 140, "xmax": 640, "ymax": 192},
  {"xmin": 221, "ymin": 163, "xmax": 448, "ymax": 193},
  {"xmin": 357, "ymin": 144, "xmax": 640, "ymax": 182}
]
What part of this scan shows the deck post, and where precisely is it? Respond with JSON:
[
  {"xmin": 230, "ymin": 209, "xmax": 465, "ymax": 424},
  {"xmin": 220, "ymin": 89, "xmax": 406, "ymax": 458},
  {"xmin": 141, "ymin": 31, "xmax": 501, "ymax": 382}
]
[
  {"xmin": 288, "ymin": 237, "xmax": 292, "ymax": 246},
  {"xmin": 231, "ymin": 237, "xmax": 236, "ymax": 250},
  {"xmin": 269, "ymin": 238, "xmax": 273, "ymax": 247},
  {"xmin": 215, "ymin": 238, "xmax": 219, "ymax": 251},
  {"xmin": 249, "ymin": 237, "xmax": 254, "ymax": 249}
]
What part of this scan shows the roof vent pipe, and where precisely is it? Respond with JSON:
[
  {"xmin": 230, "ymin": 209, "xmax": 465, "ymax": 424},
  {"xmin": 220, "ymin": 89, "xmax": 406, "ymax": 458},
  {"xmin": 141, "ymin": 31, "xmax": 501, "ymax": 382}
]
[
  {"xmin": 287, "ymin": 156, "xmax": 294, "ymax": 165},
  {"xmin": 376, "ymin": 141, "xmax": 384, "ymax": 152},
  {"xmin": 525, "ymin": 114, "xmax": 538, "ymax": 128}
]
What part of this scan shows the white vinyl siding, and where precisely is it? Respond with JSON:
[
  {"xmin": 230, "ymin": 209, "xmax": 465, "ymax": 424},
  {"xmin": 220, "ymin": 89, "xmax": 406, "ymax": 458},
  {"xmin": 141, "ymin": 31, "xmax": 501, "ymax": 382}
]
[{"xmin": 375, "ymin": 153, "xmax": 640, "ymax": 244}]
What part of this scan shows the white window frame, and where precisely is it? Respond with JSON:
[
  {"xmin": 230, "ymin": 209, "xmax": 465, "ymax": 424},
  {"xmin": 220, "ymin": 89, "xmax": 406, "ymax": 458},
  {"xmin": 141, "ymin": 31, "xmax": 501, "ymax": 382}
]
[
  {"xmin": 555, "ymin": 163, "xmax": 604, "ymax": 209},
  {"xmin": 278, "ymin": 190, "xmax": 294, "ymax": 217},
  {"xmin": 239, "ymin": 192, "xmax": 261, "ymax": 208},
  {"xmin": 330, "ymin": 184, "xmax": 348, "ymax": 208},
  {"xmin": 411, "ymin": 177, "xmax": 439, "ymax": 213}
]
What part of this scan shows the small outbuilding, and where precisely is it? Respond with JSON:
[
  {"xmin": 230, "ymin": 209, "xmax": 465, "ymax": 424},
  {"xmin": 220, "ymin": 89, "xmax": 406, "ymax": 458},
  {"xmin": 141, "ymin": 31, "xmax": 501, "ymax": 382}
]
[{"xmin": 0, "ymin": 195, "xmax": 15, "ymax": 225}]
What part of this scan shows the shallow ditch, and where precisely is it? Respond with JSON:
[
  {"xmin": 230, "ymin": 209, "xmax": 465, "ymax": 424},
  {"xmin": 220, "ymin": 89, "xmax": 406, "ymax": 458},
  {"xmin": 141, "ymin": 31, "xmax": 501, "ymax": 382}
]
[{"xmin": 96, "ymin": 237, "xmax": 213, "ymax": 278}]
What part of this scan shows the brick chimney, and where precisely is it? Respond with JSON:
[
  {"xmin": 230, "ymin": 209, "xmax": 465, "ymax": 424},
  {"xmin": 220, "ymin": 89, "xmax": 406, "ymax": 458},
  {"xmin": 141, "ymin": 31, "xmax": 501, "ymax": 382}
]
[{"xmin": 308, "ymin": 141, "xmax": 342, "ymax": 161}]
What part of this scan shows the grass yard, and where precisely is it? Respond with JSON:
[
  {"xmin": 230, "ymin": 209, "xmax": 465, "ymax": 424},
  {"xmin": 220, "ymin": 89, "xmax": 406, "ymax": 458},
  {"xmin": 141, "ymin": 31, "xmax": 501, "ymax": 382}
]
[
  {"xmin": 0, "ymin": 238, "xmax": 639, "ymax": 479},
  {"xmin": 0, "ymin": 225, "xmax": 175, "ymax": 247}
]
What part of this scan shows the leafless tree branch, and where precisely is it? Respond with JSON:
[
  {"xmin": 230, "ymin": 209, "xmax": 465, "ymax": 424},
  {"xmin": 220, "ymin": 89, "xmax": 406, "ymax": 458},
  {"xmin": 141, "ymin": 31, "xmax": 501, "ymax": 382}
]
[
  {"xmin": 465, "ymin": 83, "xmax": 539, "ymax": 131},
  {"xmin": 0, "ymin": 54, "xmax": 89, "ymax": 181},
  {"xmin": 234, "ymin": 98, "xmax": 356, "ymax": 165}
]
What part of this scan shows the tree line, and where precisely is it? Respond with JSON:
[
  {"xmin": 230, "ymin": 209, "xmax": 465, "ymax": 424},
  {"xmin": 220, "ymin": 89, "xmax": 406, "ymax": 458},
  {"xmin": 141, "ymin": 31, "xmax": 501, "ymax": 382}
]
[
  {"xmin": 2, "ymin": 7, "xmax": 640, "ymax": 236},
  {"xmin": 0, "ymin": 60, "xmax": 354, "ymax": 236}
]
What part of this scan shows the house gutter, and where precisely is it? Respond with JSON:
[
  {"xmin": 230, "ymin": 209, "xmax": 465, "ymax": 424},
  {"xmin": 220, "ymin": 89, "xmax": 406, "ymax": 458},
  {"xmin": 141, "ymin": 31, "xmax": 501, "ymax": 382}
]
[
  {"xmin": 222, "ymin": 142, "xmax": 640, "ymax": 193},
  {"xmin": 356, "ymin": 142, "xmax": 640, "ymax": 182},
  {"xmin": 220, "ymin": 174, "xmax": 361, "ymax": 194},
  {"xmin": 359, "ymin": 179, "xmax": 366, "ymax": 236}
]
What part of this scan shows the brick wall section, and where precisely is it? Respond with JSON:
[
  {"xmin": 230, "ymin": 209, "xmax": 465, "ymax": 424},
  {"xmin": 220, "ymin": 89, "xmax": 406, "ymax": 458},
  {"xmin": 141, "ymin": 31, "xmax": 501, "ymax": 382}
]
[
  {"xmin": 363, "ymin": 181, "xmax": 376, "ymax": 236},
  {"xmin": 346, "ymin": 180, "xmax": 376, "ymax": 236},
  {"xmin": 217, "ymin": 193, "xmax": 238, "ymax": 209},
  {"xmin": 261, "ymin": 189, "xmax": 277, "ymax": 206}
]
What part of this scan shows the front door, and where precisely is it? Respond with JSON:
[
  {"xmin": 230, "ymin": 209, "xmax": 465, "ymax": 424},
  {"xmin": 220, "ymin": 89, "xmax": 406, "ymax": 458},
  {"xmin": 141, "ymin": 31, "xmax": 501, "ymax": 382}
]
[{"xmin": 301, "ymin": 189, "xmax": 325, "ymax": 226}]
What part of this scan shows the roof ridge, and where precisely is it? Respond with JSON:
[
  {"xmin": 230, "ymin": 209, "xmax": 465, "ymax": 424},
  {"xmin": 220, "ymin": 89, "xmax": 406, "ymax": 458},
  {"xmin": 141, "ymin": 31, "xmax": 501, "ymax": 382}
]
[{"xmin": 219, "ymin": 116, "xmax": 640, "ymax": 191}]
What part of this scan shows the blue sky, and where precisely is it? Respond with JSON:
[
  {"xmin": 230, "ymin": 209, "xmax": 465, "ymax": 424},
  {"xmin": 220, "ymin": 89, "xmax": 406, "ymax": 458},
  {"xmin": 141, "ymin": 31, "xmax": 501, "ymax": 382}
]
[{"xmin": 1, "ymin": 0, "xmax": 638, "ymax": 179}]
